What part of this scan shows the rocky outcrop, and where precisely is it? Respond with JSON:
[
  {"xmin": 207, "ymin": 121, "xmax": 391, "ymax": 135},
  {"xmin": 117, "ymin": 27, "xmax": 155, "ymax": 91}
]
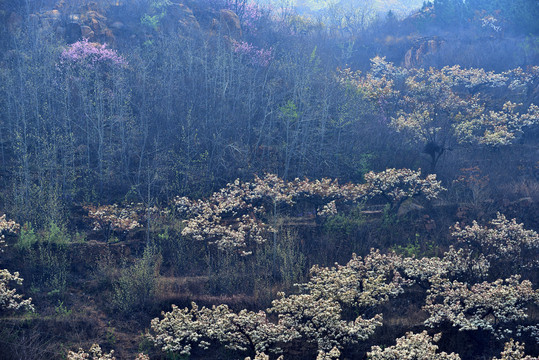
[
  {"xmin": 404, "ymin": 36, "xmax": 444, "ymax": 68},
  {"xmin": 12, "ymin": 1, "xmax": 236, "ymax": 46},
  {"xmin": 165, "ymin": 2, "xmax": 201, "ymax": 36},
  {"xmin": 212, "ymin": 9, "xmax": 242, "ymax": 39}
]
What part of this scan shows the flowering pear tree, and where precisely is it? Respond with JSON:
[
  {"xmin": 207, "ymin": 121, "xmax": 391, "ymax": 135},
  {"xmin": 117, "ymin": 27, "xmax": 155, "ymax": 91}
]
[
  {"xmin": 363, "ymin": 168, "xmax": 445, "ymax": 212},
  {"xmin": 178, "ymin": 170, "xmax": 443, "ymax": 254},
  {"xmin": 493, "ymin": 339, "xmax": 538, "ymax": 360},
  {"xmin": 368, "ymin": 331, "xmax": 461, "ymax": 360},
  {"xmin": 299, "ymin": 250, "xmax": 411, "ymax": 309},
  {"xmin": 451, "ymin": 213, "xmax": 539, "ymax": 276},
  {"xmin": 85, "ymin": 204, "xmax": 143, "ymax": 238},
  {"xmin": 0, "ymin": 214, "xmax": 19, "ymax": 249},
  {"xmin": 423, "ymin": 275, "xmax": 539, "ymax": 340},
  {"xmin": 67, "ymin": 344, "xmax": 149, "ymax": 360},
  {"xmin": 341, "ymin": 57, "xmax": 539, "ymax": 169},
  {"xmin": 0, "ymin": 269, "xmax": 34, "ymax": 313},
  {"xmin": 150, "ymin": 302, "xmax": 292, "ymax": 357},
  {"xmin": 149, "ymin": 249, "xmax": 409, "ymax": 357},
  {"xmin": 269, "ymin": 292, "xmax": 381, "ymax": 352},
  {"xmin": 0, "ymin": 215, "xmax": 33, "ymax": 313}
]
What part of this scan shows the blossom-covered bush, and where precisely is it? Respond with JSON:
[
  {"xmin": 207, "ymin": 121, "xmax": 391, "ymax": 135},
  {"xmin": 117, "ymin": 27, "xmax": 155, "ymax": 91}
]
[
  {"xmin": 149, "ymin": 249, "xmax": 406, "ymax": 357},
  {"xmin": 299, "ymin": 250, "xmax": 411, "ymax": 309},
  {"xmin": 150, "ymin": 302, "xmax": 291, "ymax": 356},
  {"xmin": 269, "ymin": 292, "xmax": 382, "ymax": 352},
  {"xmin": 493, "ymin": 339, "xmax": 538, "ymax": 360},
  {"xmin": 232, "ymin": 40, "xmax": 273, "ymax": 67},
  {"xmin": 60, "ymin": 39, "xmax": 127, "ymax": 68},
  {"xmin": 451, "ymin": 213, "xmax": 539, "ymax": 274},
  {"xmin": 0, "ymin": 215, "xmax": 33, "ymax": 313},
  {"xmin": 0, "ymin": 214, "xmax": 20, "ymax": 248},
  {"xmin": 0, "ymin": 269, "xmax": 34, "ymax": 312},
  {"xmin": 363, "ymin": 168, "xmax": 445, "ymax": 210},
  {"xmin": 67, "ymin": 344, "xmax": 148, "ymax": 360},
  {"xmin": 368, "ymin": 331, "xmax": 461, "ymax": 360},
  {"xmin": 85, "ymin": 204, "xmax": 144, "ymax": 233},
  {"xmin": 423, "ymin": 275, "xmax": 539, "ymax": 340},
  {"xmin": 178, "ymin": 170, "xmax": 443, "ymax": 254}
]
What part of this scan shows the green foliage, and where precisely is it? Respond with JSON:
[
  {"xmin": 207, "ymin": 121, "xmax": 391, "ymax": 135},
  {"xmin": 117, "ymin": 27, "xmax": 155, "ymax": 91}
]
[
  {"xmin": 140, "ymin": 0, "xmax": 172, "ymax": 30},
  {"xmin": 45, "ymin": 222, "xmax": 70, "ymax": 246},
  {"xmin": 112, "ymin": 245, "xmax": 161, "ymax": 315},
  {"xmin": 13, "ymin": 222, "xmax": 71, "ymax": 299},
  {"xmin": 54, "ymin": 300, "xmax": 72, "ymax": 317},
  {"xmin": 381, "ymin": 203, "xmax": 399, "ymax": 227},
  {"xmin": 141, "ymin": 14, "xmax": 163, "ymax": 30},
  {"xmin": 391, "ymin": 234, "xmax": 436, "ymax": 258},
  {"xmin": 322, "ymin": 206, "xmax": 365, "ymax": 237},
  {"xmin": 279, "ymin": 100, "xmax": 299, "ymax": 122},
  {"xmin": 16, "ymin": 222, "xmax": 37, "ymax": 250}
]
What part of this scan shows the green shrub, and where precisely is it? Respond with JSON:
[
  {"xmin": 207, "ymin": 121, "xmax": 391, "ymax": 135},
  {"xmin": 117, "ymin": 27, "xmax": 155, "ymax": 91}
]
[
  {"xmin": 16, "ymin": 223, "xmax": 38, "ymax": 250},
  {"xmin": 112, "ymin": 245, "xmax": 161, "ymax": 315}
]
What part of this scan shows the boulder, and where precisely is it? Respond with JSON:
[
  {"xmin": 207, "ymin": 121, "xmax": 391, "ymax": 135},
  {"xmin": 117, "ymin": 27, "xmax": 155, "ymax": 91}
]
[
  {"xmin": 217, "ymin": 9, "xmax": 241, "ymax": 39},
  {"xmin": 403, "ymin": 36, "xmax": 444, "ymax": 68},
  {"xmin": 167, "ymin": 3, "xmax": 200, "ymax": 35},
  {"xmin": 81, "ymin": 25, "xmax": 94, "ymax": 38}
]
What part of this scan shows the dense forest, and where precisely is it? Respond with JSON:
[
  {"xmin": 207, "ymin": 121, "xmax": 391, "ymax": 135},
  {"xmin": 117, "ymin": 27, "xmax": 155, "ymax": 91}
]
[{"xmin": 0, "ymin": 0, "xmax": 538, "ymax": 359}]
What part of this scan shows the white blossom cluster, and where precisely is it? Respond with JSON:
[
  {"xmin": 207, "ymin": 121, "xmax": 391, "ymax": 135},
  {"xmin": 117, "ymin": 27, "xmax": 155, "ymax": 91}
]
[
  {"xmin": 0, "ymin": 214, "xmax": 20, "ymax": 250},
  {"xmin": 343, "ymin": 57, "xmax": 539, "ymax": 148},
  {"xmin": 397, "ymin": 245, "xmax": 490, "ymax": 287},
  {"xmin": 492, "ymin": 339, "xmax": 538, "ymax": 360},
  {"xmin": 481, "ymin": 15, "xmax": 502, "ymax": 32},
  {"xmin": 363, "ymin": 168, "xmax": 445, "ymax": 204},
  {"xmin": 149, "ymin": 302, "xmax": 292, "ymax": 356},
  {"xmin": 423, "ymin": 275, "xmax": 539, "ymax": 339},
  {"xmin": 476, "ymin": 102, "xmax": 539, "ymax": 146},
  {"xmin": 300, "ymin": 250, "xmax": 411, "ymax": 308},
  {"xmin": 451, "ymin": 213, "xmax": 539, "ymax": 272},
  {"xmin": 67, "ymin": 344, "xmax": 149, "ymax": 360},
  {"xmin": 317, "ymin": 200, "xmax": 338, "ymax": 217},
  {"xmin": 178, "ymin": 170, "xmax": 443, "ymax": 254},
  {"xmin": 149, "ymin": 249, "xmax": 410, "ymax": 357},
  {"xmin": 0, "ymin": 269, "xmax": 34, "ymax": 312},
  {"xmin": 393, "ymin": 214, "xmax": 539, "ymax": 345},
  {"xmin": 269, "ymin": 292, "xmax": 382, "ymax": 351},
  {"xmin": 316, "ymin": 347, "xmax": 341, "ymax": 360},
  {"xmin": 0, "ymin": 215, "xmax": 33, "ymax": 313},
  {"xmin": 367, "ymin": 331, "xmax": 461, "ymax": 360},
  {"xmin": 85, "ymin": 204, "xmax": 143, "ymax": 232}
]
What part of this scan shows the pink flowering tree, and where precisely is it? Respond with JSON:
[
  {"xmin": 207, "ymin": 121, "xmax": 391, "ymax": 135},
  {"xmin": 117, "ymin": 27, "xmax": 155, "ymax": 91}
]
[
  {"xmin": 60, "ymin": 39, "xmax": 127, "ymax": 69},
  {"xmin": 57, "ymin": 39, "xmax": 130, "ymax": 193},
  {"xmin": 232, "ymin": 40, "xmax": 273, "ymax": 67}
]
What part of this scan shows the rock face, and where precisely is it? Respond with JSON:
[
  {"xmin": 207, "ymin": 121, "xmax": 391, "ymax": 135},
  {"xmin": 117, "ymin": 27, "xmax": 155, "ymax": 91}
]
[
  {"xmin": 25, "ymin": 1, "xmax": 233, "ymax": 45},
  {"xmin": 215, "ymin": 9, "xmax": 242, "ymax": 39},
  {"xmin": 404, "ymin": 37, "xmax": 444, "ymax": 68},
  {"xmin": 166, "ymin": 3, "xmax": 201, "ymax": 36}
]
